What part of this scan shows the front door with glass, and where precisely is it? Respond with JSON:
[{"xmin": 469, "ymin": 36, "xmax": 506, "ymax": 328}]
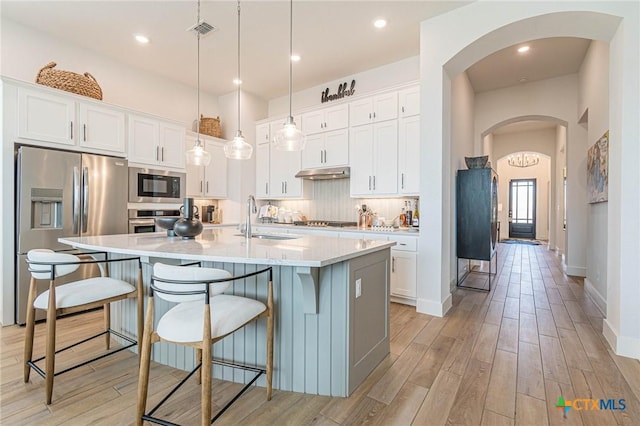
[{"xmin": 508, "ymin": 178, "xmax": 536, "ymax": 239}]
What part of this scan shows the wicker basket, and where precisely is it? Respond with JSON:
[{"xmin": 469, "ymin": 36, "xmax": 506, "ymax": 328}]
[
  {"xmin": 35, "ymin": 62, "xmax": 103, "ymax": 100},
  {"xmin": 199, "ymin": 115, "xmax": 221, "ymax": 138}
]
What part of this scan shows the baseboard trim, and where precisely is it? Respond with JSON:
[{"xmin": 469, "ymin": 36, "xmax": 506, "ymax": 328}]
[
  {"xmin": 563, "ymin": 264, "xmax": 586, "ymax": 277},
  {"xmin": 416, "ymin": 293, "xmax": 452, "ymax": 317},
  {"xmin": 603, "ymin": 319, "xmax": 640, "ymax": 360},
  {"xmin": 583, "ymin": 278, "xmax": 607, "ymax": 316}
]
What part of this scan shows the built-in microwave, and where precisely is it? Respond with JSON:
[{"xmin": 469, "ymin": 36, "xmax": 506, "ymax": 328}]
[{"xmin": 128, "ymin": 167, "xmax": 185, "ymax": 203}]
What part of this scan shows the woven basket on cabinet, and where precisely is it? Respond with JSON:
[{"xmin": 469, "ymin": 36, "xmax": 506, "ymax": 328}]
[
  {"xmin": 35, "ymin": 62, "xmax": 103, "ymax": 100},
  {"xmin": 199, "ymin": 114, "xmax": 222, "ymax": 138}
]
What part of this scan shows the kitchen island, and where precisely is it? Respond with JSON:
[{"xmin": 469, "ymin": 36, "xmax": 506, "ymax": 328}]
[{"xmin": 59, "ymin": 227, "xmax": 394, "ymax": 397}]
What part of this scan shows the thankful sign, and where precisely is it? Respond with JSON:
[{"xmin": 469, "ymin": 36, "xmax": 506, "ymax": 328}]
[{"xmin": 321, "ymin": 80, "xmax": 356, "ymax": 103}]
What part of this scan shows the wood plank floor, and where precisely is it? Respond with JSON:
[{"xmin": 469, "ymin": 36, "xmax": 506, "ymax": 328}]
[{"xmin": 2, "ymin": 243, "xmax": 639, "ymax": 425}]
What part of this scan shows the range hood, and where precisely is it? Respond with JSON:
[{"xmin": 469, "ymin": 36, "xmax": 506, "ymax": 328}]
[{"xmin": 295, "ymin": 166, "xmax": 350, "ymax": 180}]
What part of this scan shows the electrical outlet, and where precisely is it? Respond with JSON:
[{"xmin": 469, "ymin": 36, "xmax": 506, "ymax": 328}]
[{"xmin": 355, "ymin": 278, "xmax": 362, "ymax": 298}]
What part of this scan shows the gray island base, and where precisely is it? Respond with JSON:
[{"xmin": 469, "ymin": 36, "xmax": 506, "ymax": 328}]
[{"xmin": 59, "ymin": 228, "xmax": 394, "ymax": 397}]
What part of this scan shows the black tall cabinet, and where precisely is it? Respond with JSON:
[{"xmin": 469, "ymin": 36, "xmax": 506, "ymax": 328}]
[{"xmin": 456, "ymin": 168, "xmax": 498, "ymax": 289}]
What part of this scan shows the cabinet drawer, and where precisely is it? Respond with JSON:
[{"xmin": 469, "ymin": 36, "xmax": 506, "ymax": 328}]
[{"xmin": 388, "ymin": 235, "xmax": 417, "ymax": 251}]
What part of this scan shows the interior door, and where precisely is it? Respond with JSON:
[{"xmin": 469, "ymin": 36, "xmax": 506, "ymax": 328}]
[{"xmin": 508, "ymin": 178, "xmax": 536, "ymax": 239}]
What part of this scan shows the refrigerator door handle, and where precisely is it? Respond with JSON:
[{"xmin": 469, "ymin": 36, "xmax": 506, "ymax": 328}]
[
  {"xmin": 73, "ymin": 166, "xmax": 80, "ymax": 233},
  {"xmin": 82, "ymin": 167, "xmax": 89, "ymax": 233}
]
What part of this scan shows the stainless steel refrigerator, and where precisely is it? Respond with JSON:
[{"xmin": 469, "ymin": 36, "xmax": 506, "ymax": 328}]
[{"xmin": 15, "ymin": 146, "xmax": 128, "ymax": 324}]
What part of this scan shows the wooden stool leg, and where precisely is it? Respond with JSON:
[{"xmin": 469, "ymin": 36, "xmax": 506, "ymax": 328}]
[
  {"xmin": 23, "ymin": 277, "xmax": 37, "ymax": 383},
  {"xmin": 45, "ymin": 281, "xmax": 57, "ymax": 405},
  {"xmin": 201, "ymin": 304, "xmax": 212, "ymax": 426},
  {"xmin": 104, "ymin": 303, "xmax": 111, "ymax": 350},
  {"xmin": 195, "ymin": 348, "xmax": 202, "ymax": 384},
  {"xmin": 136, "ymin": 266, "xmax": 144, "ymax": 362},
  {"xmin": 136, "ymin": 297, "xmax": 154, "ymax": 426},
  {"xmin": 266, "ymin": 279, "xmax": 274, "ymax": 401}
]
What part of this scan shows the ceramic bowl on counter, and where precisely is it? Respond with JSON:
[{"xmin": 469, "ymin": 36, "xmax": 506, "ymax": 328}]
[{"xmin": 154, "ymin": 217, "xmax": 180, "ymax": 236}]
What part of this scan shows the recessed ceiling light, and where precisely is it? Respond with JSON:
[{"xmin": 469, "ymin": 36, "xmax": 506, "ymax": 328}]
[
  {"xmin": 519, "ymin": 77, "xmax": 528, "ymax": 83},
  {"xmin": 134, "ymin": 34, "xmax": 150, "ymax": 44},
  {"xmin": 517, "ymin": 45, "xmax": 530, "ymax": 53},
  {"xmin": 374, "ymin": 19, "xmax": 387, "ymax": 29},
  {"xmin": 233, "ymin": 78, "xmax": 242, "ymax": 85},
  {"xmin": 291, "ymin": 54, "xmax": 301, "ymax": 62}
]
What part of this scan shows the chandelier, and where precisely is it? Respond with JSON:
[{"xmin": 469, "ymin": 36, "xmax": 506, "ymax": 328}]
[{"xmin": 507, "ymin": 152, "xmax": 540, "ymax": 168}]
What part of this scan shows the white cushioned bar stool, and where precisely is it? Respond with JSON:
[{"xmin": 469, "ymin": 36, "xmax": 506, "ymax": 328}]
[
  {"xmin": 24, "ymin": 249, "xmax": 143, "ymax": 404},
  {"xmin": 137, "ymin": 263, "xmax": 274, "ymax": 426}
]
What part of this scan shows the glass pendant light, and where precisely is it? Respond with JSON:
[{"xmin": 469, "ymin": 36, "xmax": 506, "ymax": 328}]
[
  {"xmin": 224, "ymin": 0, "xmax": 253, "ymax": 160},
  {"xmin": 273, "ymin": 0, "xmax": 305, "ymax": 151},
  {"xmin": 185, "ymin": 0, "xmax": 212, "ymax": 167}
]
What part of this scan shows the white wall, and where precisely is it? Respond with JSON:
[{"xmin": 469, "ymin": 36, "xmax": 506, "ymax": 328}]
[
  {"xmin": 474, "ymin": 75, "xmax": 586, "ymax": 276},
  {"xmin": 419, "ymin": 2, "xmax": 639, "ymax": 359},
  {"xmin": 450, "ymin": 72, "xmax": 475, "ymax": 289},
  {"xmin": 0, "ymin": 19, "xmax": 220, "ymax": 127},
  {"xmin": 579, "ymin": 40, "xmax": 609, "ymax": 314},
  {"xmin": 554, "ymin": 125, "xmax": 567, "ymax": 255},
  {"xmin": 496, "ymin": 156, "xmax": 551, "ymax": 241},
  {"xmin": 268, "ymin": 56, "xmax": 419, "ymax": 118}
]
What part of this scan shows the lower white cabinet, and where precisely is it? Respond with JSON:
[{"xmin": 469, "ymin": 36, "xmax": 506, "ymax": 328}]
[
  {"xmin": 390, "ymin": 251, "xmax": 417, "ymax": 300},
  {"xmin": 185, "ymin": 135, "xmax": 227, "ymax": 199}
]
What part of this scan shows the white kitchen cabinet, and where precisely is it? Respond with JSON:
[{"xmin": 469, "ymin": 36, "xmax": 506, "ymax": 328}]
[
  {"xmin": 388, "ymin": 234, "xmax": 418, "ymax": 303},
  {"xmin": 398, "ymin": 115, "xmax": 420, "ymax": 195},
  {"xmin": 78, "ymin": 103, "xmax": 125, "ymax": 153},
  {"xmin": 349, "ymin": 121, "xmax": 398, "ymax": 197},
  {"xmin": 185, "ymin": 135, "xmax": 227, "ymax": 198},
  {"xmin": 256, "ymin": 143, "xmax": 270, "ymax": 199},
  {"xmin": 128, "ymin": 114, "xmax": 185, "ymax": 169},
  {"xmin": 398, "ymin": 86, "xmax": 420, "ymax": 117},
  {"xmin": 18, "ymin": 88, "xmax": 75, "ymax": 146},
  {"xmin": 301, "ymin": 104, "xmax": 348, "ymax": 135},
  {"xmin": 270, "ymin": 147, "xmax": 304, "ymax": 198},
  {"xmin": 349, "ymin": 92, "xmax": 398, "ymax": 127},
  {"xmin": 301, "ymin": 128, "xmax": 348, "ymax": 169}
]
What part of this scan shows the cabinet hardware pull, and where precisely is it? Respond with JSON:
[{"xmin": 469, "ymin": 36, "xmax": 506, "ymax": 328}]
[
  {"xmin": 320, "ymin": 150, "xmax": 323, "ymax": 163},
  {"xmin": 156, "ymin": 146, "xmax": 159, "ymax": 161},
  {"xmin": 161, "ymin": 147, "xmax": 164, "ymax": 162},
  {"xmin": 83, "ymin": 124, "xmax": 87, "ymax": 141},
  {"xmin": 373, "ymin": 112, "xmax": 376, "ymax": 119},
  {"xmin": 282, "ymin": 182, "xmax": 284, "ymax": 194},
  {"xmin": 324, "ymin": 149, "xmax": 327, "ymax": 163},
  {"xmin": 200, "ymin": 181, "xmax": 203, "ymax": 192},
  {"xmin": 373, "ymin": 175, "xmax": 376, "ymax": 190},
  {"xmin": 368, "ymin": 113, "xmax": 371, "ymax": 119},
  {"xmin": 368, "ymin": 176, "xmax": 371, "ymax": 191},
  {"xmin": 206, "ymin": 181, "xmax": 209, "ymax": 193},
  {"xmin": 70, "ymin": 122, "xmax": 73, "ymax": 139},
  {"xmin": 401, "ymin": 173, "xmax": 405, "ymax": 189},
  {"xmin": 285, "ymin": 181, "xmax": 287, "ymax": 193},
  {"xmin": 402, "ymin": 106, "xmax": 405, "ymax": 113},
  {"xmin": 392, "ymin": 257, "xmax": 395, "ymax": 272},
  {"xmin": 266, "ymin": 182, "xmax": 268, "ymax": 194}
]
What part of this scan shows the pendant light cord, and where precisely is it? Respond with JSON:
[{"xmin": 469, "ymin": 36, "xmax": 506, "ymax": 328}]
[
  {"xmin": 288, "ymin": 0, "xmax": 293, "ymax": 118},
  {"xmin": 196, "ymin": 0, "xmax": 201, "ymax": 143},
  {"xmin": 237, "ymin": 0, "xmax": 241, "ymax": 134}
]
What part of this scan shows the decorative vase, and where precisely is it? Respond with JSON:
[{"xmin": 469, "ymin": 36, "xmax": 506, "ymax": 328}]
[
  {"xmin": 174, "ymin": 198, "xmax": 203, "ymax": 239},
  {"xmin": 173, "ymin": 218, "xmax": 203, "ymax": 240}
]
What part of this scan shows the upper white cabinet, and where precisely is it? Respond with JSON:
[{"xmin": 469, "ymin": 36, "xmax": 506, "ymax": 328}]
[
  {"xmin": 186, "ymin": 134, "xmax": 227, "ymax": 199},
  {"xmin": 301, "ymin": 129, "xmax": 349, "ymax": 169},
  {"xmin": 255, "ymin": 118, "xmax": 310, "ymax": 200},
  {"xmin": 349, "ymin": 121, "xmax": 398, "ymax": 196},
  {"xmin": 398, "ymin": 115, "xmax": 420, "ymax": 195},
  {"xmin": 398, "ymin": 86, "xmax": 420, "ymax": 118},
  {"xmin": 18, "ymin": 88, "xmax": 75, "ymax": 146},
  {"xmin": 17, "ymin": 87, "xmax": 125, "ymax": 154},
  {"xmin": 301, "ymin": 104, "xmax": 348, "ymax": 135},
  {"xmin": 78, "ymin": 103, "xmax": 125, "ymax": 153},
  {"xmin": 349, "ymin": 92, "xmax": 398, "ymax": 127},
  {"xmin": 128, "ymin": 114, "xmax": 185, "ymax": 170}
]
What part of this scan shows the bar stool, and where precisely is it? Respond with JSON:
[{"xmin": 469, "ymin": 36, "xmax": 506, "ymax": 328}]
[
  {"xmin": 24, "ymin": 249, "xmax": 143, "ymax": 404},
  {"xmin": 136, "ymin": 263, "xmax": 274, "ymax": 426}
]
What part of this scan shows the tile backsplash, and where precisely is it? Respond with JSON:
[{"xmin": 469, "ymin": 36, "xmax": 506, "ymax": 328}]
[{"xmin": 260, "ymin": 179, "xmax": 418, "ymax": 225}]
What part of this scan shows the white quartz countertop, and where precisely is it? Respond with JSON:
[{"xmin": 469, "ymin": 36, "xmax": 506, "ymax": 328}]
[{"xmin": 59, "ymin": 227, "xmax": 395, "ymax": 267}]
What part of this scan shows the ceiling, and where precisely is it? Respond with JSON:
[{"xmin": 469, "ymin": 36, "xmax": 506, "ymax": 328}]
[{"xmin": 2, "ymin": 2, "xmax": 592, "ymax": 101}]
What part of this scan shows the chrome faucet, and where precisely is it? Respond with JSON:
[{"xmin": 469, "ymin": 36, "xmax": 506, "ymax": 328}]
[{"xmin": 245, "ymin": 195, "xmax": 257, "ymax": 239}]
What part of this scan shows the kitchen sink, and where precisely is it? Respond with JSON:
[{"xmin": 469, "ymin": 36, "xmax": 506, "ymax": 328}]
[{"xmin": 234, "ymin": 233, "xmax": 300, "ymax": 240}]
